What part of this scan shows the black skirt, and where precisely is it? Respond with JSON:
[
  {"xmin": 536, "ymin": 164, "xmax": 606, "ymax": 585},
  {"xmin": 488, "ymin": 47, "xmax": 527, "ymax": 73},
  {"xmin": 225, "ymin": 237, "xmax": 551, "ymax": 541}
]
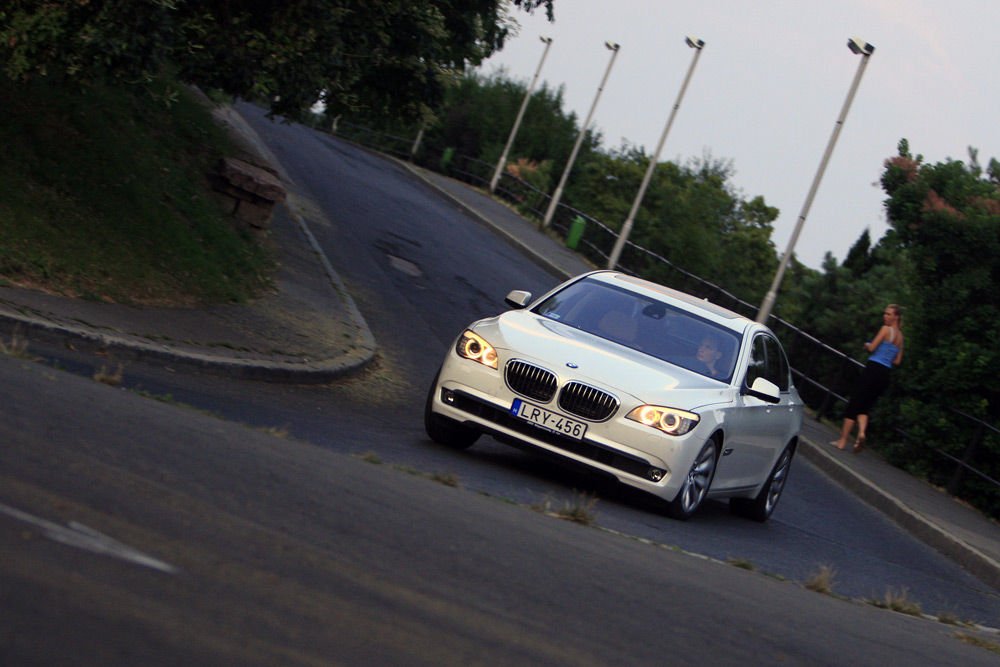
[{"xmin": 844, "ymin": 360, "xmax": 891, "ymax": 419}]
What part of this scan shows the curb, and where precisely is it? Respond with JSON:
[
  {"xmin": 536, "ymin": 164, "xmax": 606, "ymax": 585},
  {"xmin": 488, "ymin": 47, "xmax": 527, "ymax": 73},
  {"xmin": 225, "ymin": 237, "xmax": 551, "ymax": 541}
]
[
  {"xmin": 0, "ymin": 298, "xmax": 373, "ymax": 384},
  {"xmin": 0, "ymin": 104, "xmax": 378, "ymax": 384},
  {"xmin": 799, "ymin": 435, "xmax": 1000, "ymax": 591}
]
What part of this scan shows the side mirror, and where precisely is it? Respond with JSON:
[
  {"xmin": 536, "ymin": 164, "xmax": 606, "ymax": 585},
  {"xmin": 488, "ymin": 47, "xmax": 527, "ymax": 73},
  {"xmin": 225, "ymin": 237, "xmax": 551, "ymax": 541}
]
[
  {"xmin": 504, "ymin": 290, "xmax": 532, "ymax": 309},
  {"xmin": 743, "ymin": 377, "xmax": 781, "ymax": 404}
]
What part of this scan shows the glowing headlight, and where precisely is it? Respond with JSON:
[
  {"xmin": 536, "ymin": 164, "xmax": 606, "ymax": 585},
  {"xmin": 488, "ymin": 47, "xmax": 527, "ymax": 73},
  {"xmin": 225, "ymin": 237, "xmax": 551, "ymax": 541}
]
[
  {"xmin": 626, "ymin": 405, "xmax": 699, "ymax": 436},
  {"xmin": 455, "ymin": 330, "xmax": 498, "ymax": 369}
]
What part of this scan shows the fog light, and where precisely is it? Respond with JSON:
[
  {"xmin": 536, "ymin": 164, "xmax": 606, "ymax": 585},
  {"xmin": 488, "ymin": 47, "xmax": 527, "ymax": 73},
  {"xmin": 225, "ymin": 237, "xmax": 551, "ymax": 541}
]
[
  {"xmin": 648, "ymin": 468, "xmax": 666, "ymax": 482},
  {"xmin": 442, "ymin": 389, "xmax": 456, "ymax": 404}
]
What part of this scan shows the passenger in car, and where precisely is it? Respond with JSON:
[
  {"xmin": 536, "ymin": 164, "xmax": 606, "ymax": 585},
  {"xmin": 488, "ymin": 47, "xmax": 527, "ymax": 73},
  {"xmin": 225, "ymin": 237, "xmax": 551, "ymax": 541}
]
[{"xmin": 696, "ymin": 335, "xmax": 725, "ymax": 378}]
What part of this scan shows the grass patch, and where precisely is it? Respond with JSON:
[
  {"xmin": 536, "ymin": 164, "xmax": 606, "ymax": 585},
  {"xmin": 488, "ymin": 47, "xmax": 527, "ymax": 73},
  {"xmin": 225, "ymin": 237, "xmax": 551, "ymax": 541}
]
[
  {"xmin": 954, "ymin": 632, "xmax": 1000, "ymax": 655},
  {"xmin": 532, "ymin": 491, "xmax": 598, "ymax": 526},
  {"xmin": 726, "ymin": 557, "xmax": 756, "ymax": 571},
  {"xmin": 93, "ymin": 362, "xmax": 124, "ymax": 386},
  {"xmin": 866, "ymin": 587, "xmax": 922, "ymax": 616},
  {"xmin": 431, "ymin": 472, "xmax": 460, "ymax": 487},
  {"xmin": 0, "ymin": 328, "xmax": 34, "ymax": 359},
  {"xmin": 0, "ymin": 74, "xmax": 274, "ymax": 305},
  {"xmin": 804, "ymin": 564, "xmax": 836, "ymax": 594}
]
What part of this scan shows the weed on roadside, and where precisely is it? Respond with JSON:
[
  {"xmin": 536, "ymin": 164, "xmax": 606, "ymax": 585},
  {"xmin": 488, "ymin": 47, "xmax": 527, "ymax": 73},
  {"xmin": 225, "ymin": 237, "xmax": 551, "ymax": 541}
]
[
  {"xmin": 936, "ymin": 610, "xmax": 979, "ymax": 627},
  {"xmin": 804, "ymin": 564, "xmax": 836, "ymax": 594},
  {"xmin": 357, "ymin": 451, "xmax": 382, "ymax": 464},
  {"xmin": 867, "ymin": 587, "xmax": 922, "ymax": 616},
  {"xmin": 533, "ymin": 492, "xmax": 598, "ymax": 526},
  {"xmin": 954, "ymin": 632, "xmax": 1000, "ymax": 655},
  {"xmin": 0, "ymin": 329, "xmax": 34, "ymax": 360},
  {"xmin": 431, "ymin": 472, "xmax": 460, "ymax": 488},
  {"xmin": 93, "ymin": 362, "xmax": 124, "ymax": 386},
  {"xmin": 726, "ymin": 557, "xmax": 756, "ymax": 571}
]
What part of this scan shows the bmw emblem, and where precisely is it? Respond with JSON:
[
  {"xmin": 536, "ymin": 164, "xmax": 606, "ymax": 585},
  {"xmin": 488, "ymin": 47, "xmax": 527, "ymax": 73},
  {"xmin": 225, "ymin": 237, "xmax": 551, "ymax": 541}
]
[{"xmin": 566, "ymin": 362, "xmax": 579, "ymax": 369}]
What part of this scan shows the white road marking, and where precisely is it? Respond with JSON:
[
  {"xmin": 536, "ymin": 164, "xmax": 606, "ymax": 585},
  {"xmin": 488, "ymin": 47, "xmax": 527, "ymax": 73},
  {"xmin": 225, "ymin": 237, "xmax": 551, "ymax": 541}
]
[{"xmin": 0, "ymin": 502, "xmax": 177, "ymax": 574}]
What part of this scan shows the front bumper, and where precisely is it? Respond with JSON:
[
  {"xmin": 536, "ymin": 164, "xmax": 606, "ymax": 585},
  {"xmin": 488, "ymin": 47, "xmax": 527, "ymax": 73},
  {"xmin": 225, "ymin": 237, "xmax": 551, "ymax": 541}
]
[{"xmin": 429, "ymin": 353, "xmax": 705, "ymax": 500}]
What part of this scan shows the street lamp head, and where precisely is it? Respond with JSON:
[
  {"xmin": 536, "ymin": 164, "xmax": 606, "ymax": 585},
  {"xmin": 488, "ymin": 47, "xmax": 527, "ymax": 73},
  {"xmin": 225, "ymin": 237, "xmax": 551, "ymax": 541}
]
[
  {"xmin": 539, "ymin": 36, "xmax": 552, "ymax": 44},
  {"xmin": 605, "ymin": 41, "xmax": 620, "ymax": 51},
  {"xmin": 685, "ymin": 36, "xmax": 705, "ymax": 50},
  {"xmin": 847, "ymin": 37, "xmax": 875, "ymax": 56}
]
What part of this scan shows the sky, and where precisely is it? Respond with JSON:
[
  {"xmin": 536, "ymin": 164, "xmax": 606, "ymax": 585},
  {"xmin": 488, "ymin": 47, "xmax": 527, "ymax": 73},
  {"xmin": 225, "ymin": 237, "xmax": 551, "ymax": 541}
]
[{"xmin": 481, "ymin": 0, "xmax": 998, "ymax": 269}]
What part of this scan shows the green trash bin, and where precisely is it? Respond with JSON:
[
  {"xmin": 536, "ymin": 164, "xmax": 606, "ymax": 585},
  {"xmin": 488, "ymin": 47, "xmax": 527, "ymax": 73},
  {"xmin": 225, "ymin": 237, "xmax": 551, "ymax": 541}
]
[
  {"xmin": 566, "ymin": 215, "xmax": 586, "ymax": 250},
  {"xmin": 440, "ymin": 147, "xmax": 455, "ymax": 173}
]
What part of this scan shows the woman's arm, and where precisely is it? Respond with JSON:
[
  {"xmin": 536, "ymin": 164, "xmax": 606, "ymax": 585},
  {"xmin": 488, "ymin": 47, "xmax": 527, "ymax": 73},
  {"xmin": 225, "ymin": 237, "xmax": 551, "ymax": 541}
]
[
  {"xmin": 864, "ymin": 326, "xmax": 889, "ymax": 352},
  {"xmin": 893, "ymin": 335, "xmax": 904, "ymax": 366}
]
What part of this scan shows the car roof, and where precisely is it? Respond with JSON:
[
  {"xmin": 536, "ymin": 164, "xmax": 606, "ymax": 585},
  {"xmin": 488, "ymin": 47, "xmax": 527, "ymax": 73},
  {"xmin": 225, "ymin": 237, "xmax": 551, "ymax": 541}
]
[{"xmin": 585, "ymin": 271, "xmax": 754, "ymax": 330}]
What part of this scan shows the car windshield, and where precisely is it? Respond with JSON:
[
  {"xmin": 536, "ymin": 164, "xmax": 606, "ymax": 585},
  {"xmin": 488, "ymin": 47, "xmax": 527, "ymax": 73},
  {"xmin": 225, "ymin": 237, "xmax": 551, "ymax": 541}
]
[{"xmin": 533, "ymin": 277, "xmax": 741, "ymax": 382}]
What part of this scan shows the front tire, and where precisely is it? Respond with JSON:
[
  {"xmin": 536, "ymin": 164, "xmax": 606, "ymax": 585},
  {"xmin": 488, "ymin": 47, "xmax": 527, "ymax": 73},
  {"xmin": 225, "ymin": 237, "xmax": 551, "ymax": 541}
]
[
  {"xmin": 667, "ymin": 439, "xmax": 719, "ymax": 520},
  {"xmin": 424, "ymin": 374, "xmax": 479, "ymax": 450},
  {"xmin": 731, "ymin": 443, "xmax": 795, "ymax": 522}
]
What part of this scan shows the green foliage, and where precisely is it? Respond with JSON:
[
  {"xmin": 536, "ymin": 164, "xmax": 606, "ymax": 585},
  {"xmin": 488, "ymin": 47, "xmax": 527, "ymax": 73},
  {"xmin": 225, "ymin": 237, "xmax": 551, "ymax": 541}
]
[
  {"xmin": 425, "ymin": 70, "xmax": 585, "ymax": 189},
  {"xmin": 566, "ymin": 146, "xmax": 780, "ymax": 303},
  {"xmin": 881, "ymin": 142, "xmax": 1000, "ymax": 420},
  {"xmin": 0, "ymin": 1, "xmax": 554, "ymax": 120},
  {"xmin": 0, "ymin": 74, "xmax": 273, "ymax": 304},
  {"xmin": 868, "ymin": 140, "xmax": 999, "ymax": 512}
]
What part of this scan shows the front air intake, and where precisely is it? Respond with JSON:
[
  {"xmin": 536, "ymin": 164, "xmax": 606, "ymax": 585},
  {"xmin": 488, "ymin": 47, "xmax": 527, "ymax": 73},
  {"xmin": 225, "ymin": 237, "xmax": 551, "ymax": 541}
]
[
  {"xmin": 504, "ymin": 360, "xmax": 557, "ymax": 402},
  {"xmin": 558, "ymin": 382, "xmax": 619, "ymax": 422}
]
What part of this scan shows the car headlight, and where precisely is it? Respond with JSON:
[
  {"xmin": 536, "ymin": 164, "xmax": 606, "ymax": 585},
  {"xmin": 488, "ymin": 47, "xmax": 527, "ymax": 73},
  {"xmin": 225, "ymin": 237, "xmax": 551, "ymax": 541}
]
[
  {"xmin": 627, "ymin": 405, "xmax": 699, "ymax": 436},
  {"xmin": 455, "ymin": 330, "xmax": 498, "ymax": 369}
]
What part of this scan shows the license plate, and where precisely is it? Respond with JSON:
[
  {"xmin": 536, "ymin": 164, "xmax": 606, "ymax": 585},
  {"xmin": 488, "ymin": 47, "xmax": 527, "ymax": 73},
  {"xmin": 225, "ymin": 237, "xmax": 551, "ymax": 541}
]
[{"xmin": 510, "ymin": 399, "xmax": 587, "ymax": 440}]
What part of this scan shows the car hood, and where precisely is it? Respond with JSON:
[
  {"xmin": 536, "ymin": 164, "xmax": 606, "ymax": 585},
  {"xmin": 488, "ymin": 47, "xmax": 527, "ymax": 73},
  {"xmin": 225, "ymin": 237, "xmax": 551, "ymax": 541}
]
[{"xmin": 473, "ymin": 310, "xmax": 733, "ymax": 409}]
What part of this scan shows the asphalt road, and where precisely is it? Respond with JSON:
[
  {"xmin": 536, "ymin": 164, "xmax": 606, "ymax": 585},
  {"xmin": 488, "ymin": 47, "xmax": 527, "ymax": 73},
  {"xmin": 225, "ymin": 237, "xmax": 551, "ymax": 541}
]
[
  {"xmin": 3, "ymin": 355, "xmax": 999, "ymax": 665},
  {"xmin": 2, "ymin": 105, "xmax": 998, "ymax": 663}
]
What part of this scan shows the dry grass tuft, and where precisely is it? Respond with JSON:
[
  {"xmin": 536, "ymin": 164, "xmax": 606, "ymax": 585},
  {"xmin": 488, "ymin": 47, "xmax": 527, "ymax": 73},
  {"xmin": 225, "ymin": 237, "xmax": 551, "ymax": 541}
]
[
  {"xmin": 357, "ymin": 451, "xmax": 382, "ymax": 464},
  {"xmin": 533, "ymin": 492, "xmax": 599, "ymax": 526},
  {"xmin": 431, "ymin": 472, "xmax": 460, "ymax": 488},
  {"xmin": 867, "ymin": 587, "xmax": 922, "ymax": 616},
  {"xmin": 93, "ymin": 362, "xmax": 124, "ymax": 386},
  {"xmin": 804, "ymin": 564, "xmax": 836, "ymax": 594},
  {"xmin": 0, "ymin": 329, "xmax": 34, "ymax": 360},
  {"xmin": 954, "ymin": 632, "xmax": 1000, "ymax": 655},
  {"xmin": 726, "ymin": 557, "xmax": 756, "ymax": 571}
]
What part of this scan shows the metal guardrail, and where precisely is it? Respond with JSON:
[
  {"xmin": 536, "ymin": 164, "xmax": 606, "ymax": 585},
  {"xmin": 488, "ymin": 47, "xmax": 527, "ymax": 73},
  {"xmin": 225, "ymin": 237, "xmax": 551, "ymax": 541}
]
[{"xmin": 329, "ymin": 120, "xmax": 999, "ymax": 510}]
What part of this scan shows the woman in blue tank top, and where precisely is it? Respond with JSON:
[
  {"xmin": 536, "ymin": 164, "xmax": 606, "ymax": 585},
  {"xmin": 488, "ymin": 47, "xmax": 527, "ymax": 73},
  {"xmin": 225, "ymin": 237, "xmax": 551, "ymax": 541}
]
[{"xmin": 832, "ymin": 304, "xmax": 905, "ymax": 452}]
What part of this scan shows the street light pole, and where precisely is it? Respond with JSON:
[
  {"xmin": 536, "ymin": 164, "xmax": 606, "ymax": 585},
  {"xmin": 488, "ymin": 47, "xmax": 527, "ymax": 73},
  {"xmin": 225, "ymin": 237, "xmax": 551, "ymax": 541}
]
[
  {"xmin": 607, "ymin": 36, "xmax": 704, "ymax": 270},
  {"xmin": 490, "ymin": 36, "xmax": 554, "ymax": 193},
  {"xmin": 542, "ymin": 41, "xmax": 621, "ymax": 228},
  {"xmin": 756, "ymin": 37, "xmax": 875, "ymax": 324}
]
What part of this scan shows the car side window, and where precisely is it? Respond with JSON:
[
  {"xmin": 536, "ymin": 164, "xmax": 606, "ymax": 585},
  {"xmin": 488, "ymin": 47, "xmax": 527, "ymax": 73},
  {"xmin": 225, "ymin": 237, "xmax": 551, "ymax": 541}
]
[
  {"xmin": 763, "ymin": 336, "xmax": 790, "ymax": 391},
  {"xmin": 746, "ymin": 336, "xmax": 768, "ymax": 388},
  {"xmin": 745, "ymin": 334, "xmax": 789, "ymax": 392}
]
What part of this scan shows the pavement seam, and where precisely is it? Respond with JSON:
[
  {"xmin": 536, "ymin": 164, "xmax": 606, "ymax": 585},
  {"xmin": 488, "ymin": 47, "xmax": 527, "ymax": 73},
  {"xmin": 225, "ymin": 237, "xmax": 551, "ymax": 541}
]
[
  {"xmin": 395, "ymin": 160, "xmax": 578, "ymax": 280},
  {"xmin": 800, "ymin": 435, "xmax": 1000, "ymax": 591}
]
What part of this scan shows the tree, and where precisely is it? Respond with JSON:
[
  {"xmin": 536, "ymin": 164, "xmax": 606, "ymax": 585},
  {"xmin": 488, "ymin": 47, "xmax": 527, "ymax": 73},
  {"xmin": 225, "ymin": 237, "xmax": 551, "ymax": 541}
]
[
  {"xmin": 872, "ymin": 140, "xmax": 1000, "ymax": 508},
  {"xmin": 0, "ymin": 1, "xmax": 555, "ymax": 119},
  {"xmin": 567, "ymin": 148, "xmax": 779, "ymax": 304},
  {"xmin": 881, "ymin": 140, "xmax": 1000, "ymax": 418}
]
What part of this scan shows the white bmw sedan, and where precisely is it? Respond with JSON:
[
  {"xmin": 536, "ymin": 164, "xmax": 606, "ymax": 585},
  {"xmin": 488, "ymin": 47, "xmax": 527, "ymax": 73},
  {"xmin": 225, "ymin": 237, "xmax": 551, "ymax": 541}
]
[{"xmin": 425, "ymin": 271, "xmax": 803, "ymax": 521}]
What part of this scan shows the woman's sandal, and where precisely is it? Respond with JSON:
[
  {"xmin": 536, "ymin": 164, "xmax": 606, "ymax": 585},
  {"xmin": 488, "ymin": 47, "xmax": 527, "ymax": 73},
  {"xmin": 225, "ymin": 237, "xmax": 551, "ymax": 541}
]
[
  {"xmin": 829, "ymin": 440, "xmax": 847, "ymax": 451},
  {"xmin": 853, "ymin": 434, "xmax": 866, "ymax": 453}
]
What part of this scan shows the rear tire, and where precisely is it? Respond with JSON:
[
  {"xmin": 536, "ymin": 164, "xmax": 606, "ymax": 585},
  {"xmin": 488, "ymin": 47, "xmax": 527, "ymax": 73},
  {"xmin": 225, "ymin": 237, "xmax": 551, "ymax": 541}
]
[
  {"xmin": 424, "ymin": 373, "xmax": 479, "ymax": 450},
  {"xmin": 667, "ymin": 439, "xmax": 719, "ymax": 520},
  {"xmin": 731, "ymin": 443, "xmax": 795, "ymax": 522}
]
